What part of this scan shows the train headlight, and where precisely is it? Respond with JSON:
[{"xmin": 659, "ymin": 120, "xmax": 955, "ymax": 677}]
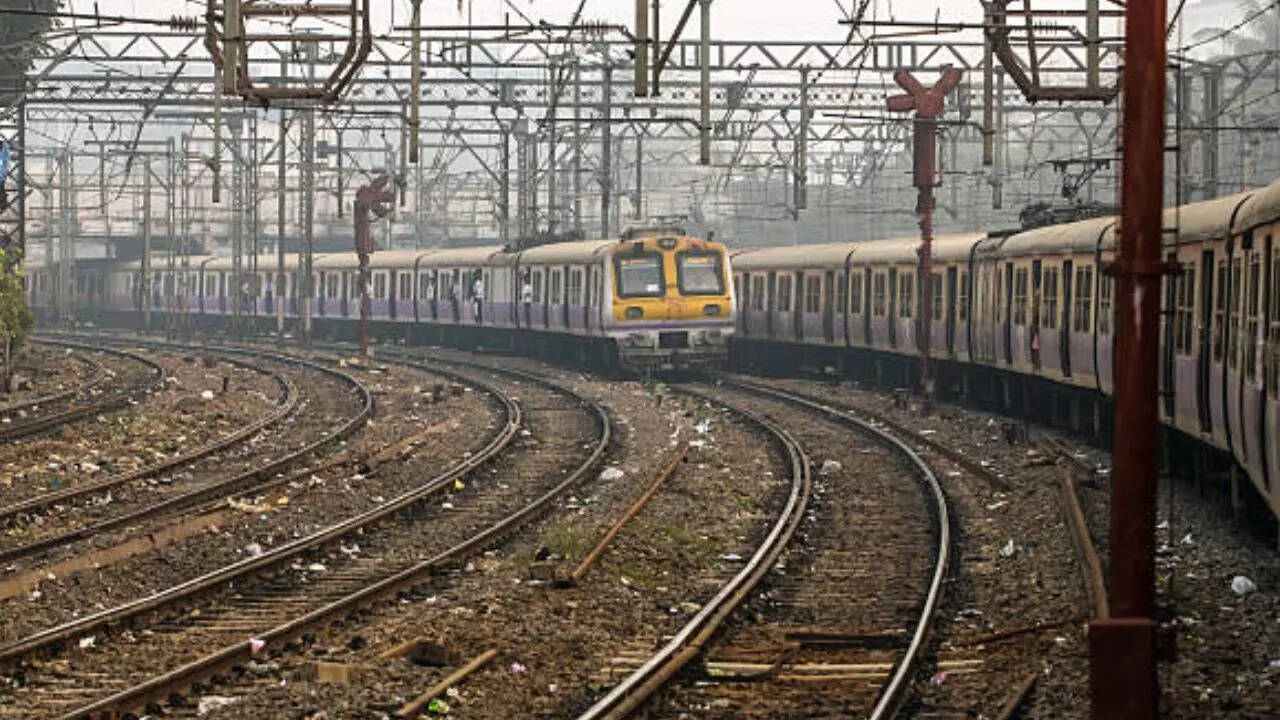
[
  {"xmin": 703, "ymin": 304, "xmax": 721, "ymax": 316},
  {"xmin": 658, "ymin": 237, "xmax": 678, "ymax": 250},
  {"xmin": 625, "ymin": 306, "xmax": 644, "ymax": 319}
]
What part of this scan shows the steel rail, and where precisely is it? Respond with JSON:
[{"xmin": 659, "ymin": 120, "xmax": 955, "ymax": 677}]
[
  {"xmin": 54, "ymin": 357, "xmax": 611, "ymax": 719},
  {"xmin": 576, "ymin": 386, "xmax": 812, "ymax": 720},
  {"xmin": 0, "ymin": 340, "xmax": 167, "ymax": 443},
  {"xmin": 719, "ymin": 379, "xmax": 952, "ymax": 720},
  {"xmin": 0, "ymin": 342, "xmax": 104, "ymax": 418},
  {"xmin": 0, "ymin": 348, "xmax": 297, "ymax": 527}
]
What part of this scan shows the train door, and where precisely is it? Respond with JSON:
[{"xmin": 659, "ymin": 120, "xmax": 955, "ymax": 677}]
[
  {"xmin": 562, "ymin": 265, "xmax": 571, "ymax": 328},
  {"xmin": 822, "ymin": 270, "xmax": 835, "ymax": 343},
  {"xmin": 888, "ymin": 268, "xmax": 899, "ymax": 348},
  {"xmin": 793, "ymin": 271, "xmax": 804, "ymax": 341},
  {"xmin": 1198, "ymin": 249, "xmax": 1215, "ymax": 432},
  {"xmin": 1003, "ymin": 263, "xmax": 1013, "ymax": 365},
  {"xmin": 766, "ymin": 272, "xmax": 777, "ymax": 338},
  {"xmin": 1031, "ymin": 260, "xmax": 1043, "ymax": 369},
  {"xmin": 1061, "ymin": 259, "xmax": 1073, "ymax": 376},
  {"xmin": 863, "ymin": 268, "xmax": 872, "ymax": 345},
  {"xmin": 1162, "ymin": 251, "xmax": 1178, "ymax": 419},
  {"xmin": 945, "ymin": 266, "xmax": 957, "ymax": 355},
  {"xmin": 739, "ymin": 272, "xmax": 750, "ymax": 334}
]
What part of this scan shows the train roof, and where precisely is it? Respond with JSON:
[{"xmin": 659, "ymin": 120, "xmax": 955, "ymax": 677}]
[
  {"xmin": 730, "ymin": 243, "xmax": 855, "ymax": 270},
  {"xmin": 1002, "ymin": 216, "xmax": 1114, "ymax": 256},
  {"xmin": 852, "ymin": 233, "xmax": 985, "ymax": 264},
  {"xmin": 517, "ymin": 239, "xmax": 619, "ymax": 264},
  {"xmin": 1234, "ymin": 178, "xmax": 1280, "ymax": 233},
  {"xmin": 1163, "ymin": 189, "xmax": 1255, "ymax": 245}
]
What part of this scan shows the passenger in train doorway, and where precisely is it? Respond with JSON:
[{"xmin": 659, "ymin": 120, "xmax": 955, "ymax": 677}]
[
  {"xmin": 472, "ymin": 270, "xmax": 484, "ymax": 323},
  {"xmin": 521, "ymin": 271, "xmax": 534, "ymax": 326}
]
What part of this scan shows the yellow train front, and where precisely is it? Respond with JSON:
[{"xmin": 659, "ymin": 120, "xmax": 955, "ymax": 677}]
[{"xmin": 598, "ymin": 230, "xmax": 735, "ymax": 371}]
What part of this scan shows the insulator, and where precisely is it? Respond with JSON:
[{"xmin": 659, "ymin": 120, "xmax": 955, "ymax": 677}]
[{"xmin": 169, "ymin": 15, "xmax": 201, "ymax": 32}]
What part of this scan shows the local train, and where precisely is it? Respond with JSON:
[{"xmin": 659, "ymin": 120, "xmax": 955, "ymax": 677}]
[
  {"xmin": 24, "ymin": 178, "xmax": 1280, "ymax": 519},
  {"xmin": 730, "ymin": 178, "xmax": 1280, "ymax": 520},
  {"xmin": 26, "ymin": 229, "xmax": 737, "ymax": 372}
]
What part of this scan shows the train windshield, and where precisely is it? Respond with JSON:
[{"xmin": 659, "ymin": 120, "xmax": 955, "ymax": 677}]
[
  {"xmin": 615, "ymin": 254, "xmax": 665, "ymax": 297},
  {"xmin": 677, "ymin": 252, "xmax": 724, "ymax": 295}
]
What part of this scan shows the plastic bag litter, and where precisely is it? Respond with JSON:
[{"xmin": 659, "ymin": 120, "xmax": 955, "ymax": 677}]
[
  {"xmin": 599, "ymin": 467, "xmax": 625, "ymax": 481},
  {"xmin": 200, "ymin": 390, "xmax": 215, "ymax": 400},
  {"xmin": 427, "ymin": 698, "xmax": 451, "ymax": 714},
  {"xmin": 819, "ymin": 460, "xmax": 843, "ymax": 476},
  {"xmin": 198, "ymin": 695, "xmax": 240, "ymax": 716},
  {"xmin": 244, "ymin": 542, "xmax": 264, "ymax": 558},
  {"xmin": 1230, "ymin": 575, "xmax": 1257, "ymax": 596},
  {"xmin": 999, "ymin": 540, "xmax": 1016, "ymax": 558}
]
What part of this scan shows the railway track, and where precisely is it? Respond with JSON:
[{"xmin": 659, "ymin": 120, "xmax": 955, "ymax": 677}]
[
  {"xmin": 0, "ymin": 340, "xmax": 166, "ymax": 444},
  {"xmin": 0, "ymin": 351, "xmax": 610, "ymax": 719},
  {"xmin": 0, "ymin": 338, "xmax": 371, "ymax": 570},
  {"xmin": 0, "ymin": 342, "xmax": 104, "ymax": 419},
  {"xmin": 578, "ymin": 378, "xmax": 950, "ymax": 720}
]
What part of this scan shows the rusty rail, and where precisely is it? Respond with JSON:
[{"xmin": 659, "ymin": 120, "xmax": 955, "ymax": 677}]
[
  {"xmin": 1042, "ymin": 438, "xmax": 1110, "ymax": 621},
  {"xmin": 0, "ymin": 341, "xmax": 104, "ymax": 417},
  {"xmin": 720, "ymin": 378, "xmax": 952, "ymax": 720},
  {"xmin": 54, "ymin": 358, "xmax": 611, "ymax": 719},
  {"xmin": 576, "ymin": 386, "xmax": 812, "ymax": 720},
  {"xmin": 0, "ymin": 348, "xmax": 298, "ymax": 526},
  {"xmin": 0, "ymin": 339, "xmax": 166, "ymax": 443},
  {"xmin": 569, "ymin": 447, "xmax": 687, "ymax": 586}
]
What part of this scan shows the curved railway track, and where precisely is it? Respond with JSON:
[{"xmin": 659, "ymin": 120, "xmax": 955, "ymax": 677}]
[
  {"xmin": 0, "ymin": 343, "xmax": 104, "ymax": 419},
  {"xmin": 0, "ymin": 340, "xmax": 166, "ymax": 444},
  {"xmin": 578, "ymin": 378, "xmax": 951, "ymax": 720},
  {"xmin": 0, "ymin": 338, "xmax": 372, "ymax": 569},
  {"xmin": 0, "ymin": 351, "xmax": 611, "ymax": 720}
]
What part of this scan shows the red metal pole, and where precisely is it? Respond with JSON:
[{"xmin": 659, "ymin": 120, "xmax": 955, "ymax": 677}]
[
  {"xmin": 886, "ymin": 69, "xmax": 961, "ymax": 412},
  {"xmin": 1090, "ymin": 0, "xmax": 1167, "ymax": 717},
  {"xmin": 354, "ymin": 174, "xmax": 393, "ymax": 363}
]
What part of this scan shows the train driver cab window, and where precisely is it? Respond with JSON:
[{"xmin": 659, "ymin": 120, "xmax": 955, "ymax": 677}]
[
  {"xmin": 677, "ymin": 251, "xmax": 725, "ymax": 295},
  {"xmin": 750, "ymin": 276, "xmax": 765, "ymax": 311},
  {"xmin": 872, "ymin": 273, "xmax": 886, "ymax": 316},
  {"xmin": 615, "ymin": 253, "xmax": 665, "ymax": 298},
  {"xmin": 777, "ymin": 275, "xmax": 793, "ymax": 312},
  {"xmin": 850, "ymin": 273, "xmax": 863, "ymax": 314}
]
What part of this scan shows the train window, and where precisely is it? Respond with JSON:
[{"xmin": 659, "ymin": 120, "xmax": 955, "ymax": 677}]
[
  {"xmin": 615, "ymin": 253, "xmax": 665, "ymax": 298},
  {"xmin": 777, "ymin": 275, "xmax": 793, "ymax": 312},
  {"xmin": 570, "ymin": 269, "xmax": 583, "ymax": 306},
  {"xmin": 899, "ymin": 273, "xmax": 913, "ymax": 319},
  {"xmin": 836, "ymin": 273, "xmax": 848, "ymax": 314},
  {"xmin": 804, "ymin": 275, "xmax": 821, "ymax": 313},
  {"xmin": 374, "ymin": 273, "xmax": 387, "ymax": 300},
  {"xmin": 1013, "ymin": 268, "xmax": 1029, "ymax": 326},
  {"xmin": 532, "ymin": 271, "xmax": 544, "ymax": 303},
  {"xmin": 550, "ymin": 270, "xmax": 562, "ymax": 304},
  {"xmin": 1073, "ymin": 266, "xmax": 1094, "ymax": 333},
  {"xmin": 958, "ymin": 270, "xmax": 969, "ymax": 322},
  {"xmin": 931, "ymin": 272, "xmax": 943, "ymax": 321},
  {"xmin": 850, "ymin": 274, "xmax": 863, "ymax": 314},
  {"xmin": 1230, "ymin": 258, "xmax": 1242, "ymax": 368},
  {"xmin": 219, "ymin": 273, "xmax": 227, "ymax": 298},
  {"xmin": 399, "ymin": 273, "xmax": 411, "ymax": 300},
  {"xmin": 1173, "ymin": 267, "xmax": 1196, "ymax": 356},
  {"xmin": 1247, "ymin": 253, "xmax": 1261, "ymax": 380},
  {"xmin": 872, "ymin": 273, "xmax": 886, "ymax": 316},
  {"xmin": 1042, "ymin": 268, "xmax": 1058, "ymax": 330},
  {"xmin": 751, "ymin": 276, "xmax": 765, "ymax": 311},
  {"xmin": 677, "ymin": 252, "xmax": 725, "ymax": 295},
  {"xmin": 326, "ymin": 273, "xmax": 338, "ymax": 299}
]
